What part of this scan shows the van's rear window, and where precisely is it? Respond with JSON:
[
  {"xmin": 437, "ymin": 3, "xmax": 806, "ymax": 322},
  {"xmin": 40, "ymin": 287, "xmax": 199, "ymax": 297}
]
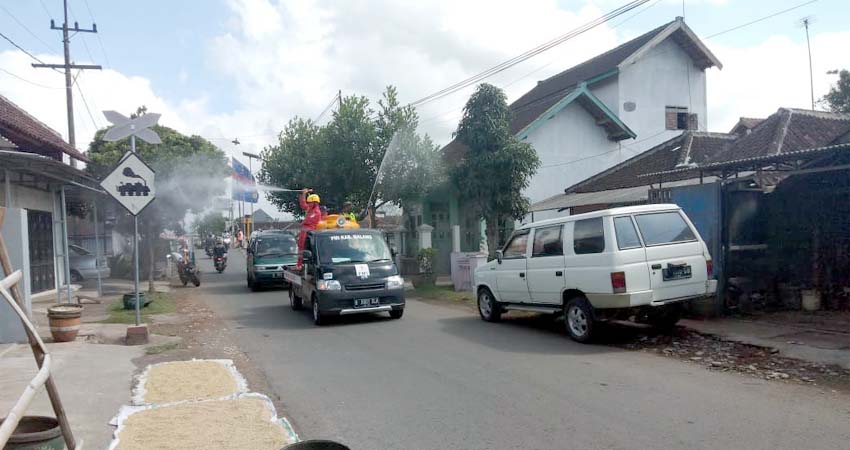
[{"xmin": 634, "ymin": 212, "xmax": 696, "ymax": 246}]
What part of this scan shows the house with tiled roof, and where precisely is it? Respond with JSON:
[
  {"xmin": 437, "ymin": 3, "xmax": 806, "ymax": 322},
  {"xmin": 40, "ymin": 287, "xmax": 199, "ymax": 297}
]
[
  {"xmin": 1, "ymin": 94, "xmax": 101, "ymax": 343},
  {"xmin": 413, "ymin": 18, "xmax": 722, "ymax": 275},
  {"xmin": 528, "ymin": 107, "xmax": 850, "ymax": 315}
]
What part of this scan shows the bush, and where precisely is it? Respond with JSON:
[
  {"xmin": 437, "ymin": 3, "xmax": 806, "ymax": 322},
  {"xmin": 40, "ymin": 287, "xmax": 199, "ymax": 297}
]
[{"xmin": 417, "ymin": 248, "xmax": 437, "ymax": 276}]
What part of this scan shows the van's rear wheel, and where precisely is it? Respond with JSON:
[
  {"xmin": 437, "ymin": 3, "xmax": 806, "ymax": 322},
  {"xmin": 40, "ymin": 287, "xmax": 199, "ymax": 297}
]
[
  {"xmin": 565, "ymin": 297, "xmax": 595, "ymax": 343},
  {"xmin": 289, "ymin": 287, "xmax": 303, "ymax": 311},
  {"xmin": 477, "ymin": 287, "xmax": 501, "ymax": 322}
]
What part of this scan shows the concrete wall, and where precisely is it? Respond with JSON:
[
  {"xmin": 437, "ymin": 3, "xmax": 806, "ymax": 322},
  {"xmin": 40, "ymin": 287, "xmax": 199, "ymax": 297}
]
[
  {"xmin": 0, "ymin": 208, "xmax": 31, "ymax": 343},
  {"xmin": 522, "ymin": 101, "xmax": 622, "ymax": 206},
  {"xmin": 617, "ymin": 37, "xmax": 707, "ymax": 153}
]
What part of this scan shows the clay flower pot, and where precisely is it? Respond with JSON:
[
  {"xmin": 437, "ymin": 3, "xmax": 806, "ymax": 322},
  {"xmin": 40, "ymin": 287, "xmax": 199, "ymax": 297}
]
[{"xmin": 46, "ymin": 304, "xmax": 83, "ymax": 342}]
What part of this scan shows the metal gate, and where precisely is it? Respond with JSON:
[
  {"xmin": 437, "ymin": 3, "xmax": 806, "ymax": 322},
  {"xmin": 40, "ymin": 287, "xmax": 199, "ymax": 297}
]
[{"xmin": 27, "ymin": 210, "xmax": 54, "ymax": 293}]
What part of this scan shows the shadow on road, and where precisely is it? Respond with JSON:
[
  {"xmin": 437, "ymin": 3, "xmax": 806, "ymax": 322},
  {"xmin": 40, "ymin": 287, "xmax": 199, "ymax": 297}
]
[
  {"xmin": 229, "ymin": 300, "xmax": 399, "ymax": 331},
  {"xmin": 438, "ymin": 313, "xmax": 646, "ymax": 355}
]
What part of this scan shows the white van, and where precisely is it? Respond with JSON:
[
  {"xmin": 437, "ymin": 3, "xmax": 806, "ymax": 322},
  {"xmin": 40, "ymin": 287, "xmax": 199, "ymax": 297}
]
[{"xmin": 473, "ymin": 204, "xmax": 717, "ymax": 342}]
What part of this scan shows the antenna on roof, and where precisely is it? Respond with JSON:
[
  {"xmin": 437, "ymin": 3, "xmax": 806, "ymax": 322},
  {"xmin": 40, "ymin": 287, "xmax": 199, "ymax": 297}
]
[{"xmin": 798, "ymin": 16, "xmax": 816, "ymax": 110}]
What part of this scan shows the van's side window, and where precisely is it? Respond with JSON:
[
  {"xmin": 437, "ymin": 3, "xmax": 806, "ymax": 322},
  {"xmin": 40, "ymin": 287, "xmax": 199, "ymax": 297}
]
[
  {"xmin": 532, "ymin": 225, "xmax": 563, "ymax": 257},
  {"xmin": 573, "ymin": 218, "xmax": 605, "ymax": 254},
  {"xmin": 634, "ymin": 212, "xmax": 696, "ymax": 246},
  {"xmin": 614, "ymin": 217, "xmax": 642, "ymax": 250},
  {"xmin": 503, "ymin": 232, "xmax": 529, "ymax": 259}
]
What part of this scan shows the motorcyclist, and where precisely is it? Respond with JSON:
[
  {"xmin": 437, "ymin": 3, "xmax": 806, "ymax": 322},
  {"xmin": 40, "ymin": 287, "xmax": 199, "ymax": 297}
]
[
  {"xmin": 213, "ymin": 238, "xmax": 228, "ymax": 260},
  {"xmin": 297, "ymin": 188, "xmax": 325, "ymax": 268}
]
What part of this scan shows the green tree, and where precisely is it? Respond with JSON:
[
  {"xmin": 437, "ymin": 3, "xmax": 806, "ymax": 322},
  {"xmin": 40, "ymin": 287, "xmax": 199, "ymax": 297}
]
[
  {"xmin": 450, "ymin": 83, "xmax": 540, "ymax": 256},
  {"xmin": 821, "ymin": 69, "xmax": 850, "ymax": 113},
  {"xmin": 193, "ymin": 211, "xmax": 227, "ymax": 237},
  {"xmin": 87, "ymin": 107, "xmax": 229, "ymax": 291},
  {"xmin": 259, "ymin": 86, "xmax": 441, "ymax": 220}
]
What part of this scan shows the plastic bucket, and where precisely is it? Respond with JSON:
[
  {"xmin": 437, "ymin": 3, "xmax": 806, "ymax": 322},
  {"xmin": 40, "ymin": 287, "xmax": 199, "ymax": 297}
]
[
  {"xmin": 281, "ymin": 440, "xmax": 351, "ymax": 450},
  {"xmin": 0, "ymin": 416, "xmax": 64, "ymax": 450},
  {"xmin": 123, "ymin": 293, "xmax": 148, "ymax": 310},
  {"xmin": 46, "ymin": 304, "xmax": 83, "ymax": 342}
]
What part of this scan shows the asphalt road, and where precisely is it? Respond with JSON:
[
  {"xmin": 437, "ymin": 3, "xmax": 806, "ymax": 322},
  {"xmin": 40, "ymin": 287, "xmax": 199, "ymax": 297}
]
[{"xmin": 197, "ymin": 251, "xmax": 849, "ymax": 450}]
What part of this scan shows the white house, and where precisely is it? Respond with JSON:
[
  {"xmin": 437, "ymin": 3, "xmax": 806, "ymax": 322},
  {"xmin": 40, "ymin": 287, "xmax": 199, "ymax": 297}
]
[{"xmin": 512, "ymin": 17, "xmax": 721, "ymax": 221}]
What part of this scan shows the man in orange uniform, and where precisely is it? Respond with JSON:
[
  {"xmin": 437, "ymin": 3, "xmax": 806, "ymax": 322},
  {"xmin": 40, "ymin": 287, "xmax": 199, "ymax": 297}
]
[{"xmin": 297, "ymin": 188, "xmax": 323, "ymax": 268}]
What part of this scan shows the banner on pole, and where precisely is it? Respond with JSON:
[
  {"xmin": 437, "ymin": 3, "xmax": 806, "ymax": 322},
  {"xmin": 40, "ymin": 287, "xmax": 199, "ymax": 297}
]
[{"xmin": 231, "ymin": 157, "xmax": 259, "ymax": 203}]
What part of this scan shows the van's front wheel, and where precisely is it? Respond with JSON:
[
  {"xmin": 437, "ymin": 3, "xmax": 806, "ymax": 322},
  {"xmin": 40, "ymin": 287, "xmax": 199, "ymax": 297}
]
[
  {"xmin": 565, "ymin": 297, "xmax": 595, "ymax": 343},
  {"xmin": 477, "ymin": 287, "xmax": 501, "ymax": 322}
]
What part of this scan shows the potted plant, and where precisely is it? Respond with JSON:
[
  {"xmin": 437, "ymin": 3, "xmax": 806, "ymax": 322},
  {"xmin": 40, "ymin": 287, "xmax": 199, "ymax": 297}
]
[{"xmin": 412, "ymin": 248, "xmax": 437, "ymax": 288}]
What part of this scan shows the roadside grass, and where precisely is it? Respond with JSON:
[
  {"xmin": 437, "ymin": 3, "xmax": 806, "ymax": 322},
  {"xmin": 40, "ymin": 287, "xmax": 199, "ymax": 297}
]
[
  {"xmin": 102, "ymin": 292, "xmax": 175, "ymax": 324},
  {"xmin": 410, "ymin": 285, "xmax": 474, "ymax": 305},
  {"xmin": 145, "ymin": 342, "xmax": 179, "ymax": 355}
]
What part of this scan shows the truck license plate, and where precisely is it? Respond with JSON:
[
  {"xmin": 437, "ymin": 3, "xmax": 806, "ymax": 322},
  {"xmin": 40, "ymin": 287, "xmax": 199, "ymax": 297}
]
[
  {"xmin": 354, "ymin": 297, "xmax": 380, "ymax": 308},
  {"xmin": 272, "ymin": 273, "xmax": 282, "ymax": 278},
  {"xmin": 663, "ymin": 264, "xmax": 692, "ymax": 281}
]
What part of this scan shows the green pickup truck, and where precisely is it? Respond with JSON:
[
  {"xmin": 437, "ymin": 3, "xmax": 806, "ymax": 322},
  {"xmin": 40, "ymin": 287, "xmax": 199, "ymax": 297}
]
[{"xmin": 246, "ymin": 231, "xmax": 299, "ymax": 291}]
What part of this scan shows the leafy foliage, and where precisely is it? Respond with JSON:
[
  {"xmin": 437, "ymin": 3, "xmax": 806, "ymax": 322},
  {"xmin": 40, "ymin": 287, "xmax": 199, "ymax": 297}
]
[
  {"xmin": 193, "ymin": 211, "xmax": 227, "ymax": 237},
  {"xmin": 416, "ymin": 247, "xmax": 437, "ymax": 276},
  {"xmin": 449, "ymin": 83, "xmax": 540, "ymax": 255},
  {"xmin": 259, "ymin": 86, "xmax": 441, "ymax": 218},
  {"xmin": 821, "ymin": 69, "xmax": 850, "ymax": 113}
]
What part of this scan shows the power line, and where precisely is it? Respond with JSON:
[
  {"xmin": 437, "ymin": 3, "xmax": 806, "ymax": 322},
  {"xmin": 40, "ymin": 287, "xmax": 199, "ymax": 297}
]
[
  {"xmin": 407, "ymin": 0, "xmax": 651, "ymax": 107},
  {"xmin": 314, "ymin": 92, "xmax": 340, "ymax": 124},
  {"xmin": 81, "ymin": 0, "xmax": 111, "ymax": 68},
  {"xmin": 0, "ymin": 30, "xmax": 59, "ymax": 71},
  {"xmin": 68, "ymin": 3, "xmax": 97, "ymax": 63},
  {"xmin": 704, "ymin": 0, "xmax": 818, "ymax": 39},
  {"xmin": 38, "ymin": 0, "xmax": 55, "ymax": 19},
  {"xmin": 0, "ymin": 67, "xmax": 63, "ymax": 89},
  {"xmin": 74, "ymin": 74, "xmax": 100, "ymax": 131},
  {"xmin": 0, "ymin": 4, "xmax": 57, "ymax": 53}
]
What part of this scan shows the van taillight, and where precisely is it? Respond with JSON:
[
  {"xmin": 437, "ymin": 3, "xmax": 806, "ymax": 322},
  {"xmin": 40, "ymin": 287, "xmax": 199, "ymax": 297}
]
[
  {"xmin": 706, "ymin": 260, "xmax": 714, "ymax": 278},
  {"xmin": 611, "ymin": 271, "xmax": 626, "ymax": 293}
]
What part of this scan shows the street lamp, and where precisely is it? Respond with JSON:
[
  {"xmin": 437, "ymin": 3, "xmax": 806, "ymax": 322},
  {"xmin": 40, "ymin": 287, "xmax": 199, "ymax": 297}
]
[{"xmin": 242, "ymin": 151, "xmax": 261, "ymax": 238}]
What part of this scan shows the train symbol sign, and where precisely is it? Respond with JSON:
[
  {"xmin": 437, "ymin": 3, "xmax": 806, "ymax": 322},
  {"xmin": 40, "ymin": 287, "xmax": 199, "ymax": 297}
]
[{"xmin": 100, "ymin": 151, "xmax": 156, "ymax": 215}]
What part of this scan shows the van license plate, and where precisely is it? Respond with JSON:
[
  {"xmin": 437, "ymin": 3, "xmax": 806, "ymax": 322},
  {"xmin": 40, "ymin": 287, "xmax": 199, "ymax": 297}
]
[
  {"xmin": 663, "ymin": 264, "xmax": 692, "ymax": 281},
  {"xmin": 354, "ymin": 298, "xmax": 380, "ymax": 308}
]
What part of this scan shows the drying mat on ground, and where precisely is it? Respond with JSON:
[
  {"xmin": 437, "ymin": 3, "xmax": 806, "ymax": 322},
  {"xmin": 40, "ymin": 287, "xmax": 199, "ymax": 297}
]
[
  {"xmin": 131, "ymin": 359, "xmax": 248, "ymax": 405},
  {"xmin": 108, "ymin": 394, "xmax": 298, "ymax": 450}
]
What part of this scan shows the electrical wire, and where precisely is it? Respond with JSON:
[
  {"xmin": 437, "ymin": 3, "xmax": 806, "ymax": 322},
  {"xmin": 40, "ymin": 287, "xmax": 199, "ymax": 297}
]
[
  {"xmin": 68, "ymin": 3, "xmax": 97, "ymax": 64},
  {"xmin": 74, "ymin": 72, "xmax": 100, "ymax": 131},
  {"xmin": 407, "ymin": 0, "xmax": 651, "ymax": 107},
  {"xmin": 0, "ymin": 30, "xmax": 60, "ymax": 73},
  {"xmin": 37, "ymin": 0, "xmax": 54, "ymax": 19},
  {"xmin": 313, "ymin": 92, "xmax": 340, "ymax": 124},
  {"xmin": 0, "ymin": 4, "xmax": 56, "ymax": 53},
  {"xmin": 417, "ymin": 0, "xmax": 665, "ymax": 127},
  {"xmin": 705, "ymin": 0, "xmax": 818, "ymax": 39},
  {"xmin": 0, "ymin": 67, "xmax": 63, "ymax": 89},
  {"xmin": 81, "ymin": 0, "xmax": 111, "ymax": 68}
]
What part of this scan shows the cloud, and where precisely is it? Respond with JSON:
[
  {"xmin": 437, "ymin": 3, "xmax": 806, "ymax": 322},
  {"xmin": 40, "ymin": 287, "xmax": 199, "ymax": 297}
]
[
  {"xmin": 3, "ymin": 1, "xmax": 848, "ymax": 219},
  {"xmin": 707, "ymin": 30, "xmax": 850, "ymax": 131}
]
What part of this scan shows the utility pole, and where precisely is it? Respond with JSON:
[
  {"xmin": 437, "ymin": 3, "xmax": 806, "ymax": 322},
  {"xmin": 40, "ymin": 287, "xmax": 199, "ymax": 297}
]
[
  {"xmin": 802, "ymin": 17, "xmax": 815, "ymax": 110},
  {"xmin": 338, "ymin": 90, "xmax": 342, "ymax": 110},
  {"xmin": 32, "ymin": 0, "xmax": 101, "ymax": 158}
]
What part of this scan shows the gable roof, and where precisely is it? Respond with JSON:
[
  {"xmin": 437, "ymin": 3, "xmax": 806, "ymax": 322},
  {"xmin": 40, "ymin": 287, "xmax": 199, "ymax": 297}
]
[
  {"xmin": 515, "ymin": 83, "xmax": 635, "ymax": 141},
  {"xmin": 252, "ymin": 208, "xmax": 275, "ymax": 223},
  {"xmin": 729, "ymin": 117, "xmax": 764, "ymax": 136},
  {"xmin": 0, "ymin": 94, "xmax": 89, "ymax": 162},
  {"xmin": 442, "ymin": 19, "xmax": 720, "ymax": 160},
  {"xmin": 564, "ymin": 131, "xmax": 736, "ymax": 194}
]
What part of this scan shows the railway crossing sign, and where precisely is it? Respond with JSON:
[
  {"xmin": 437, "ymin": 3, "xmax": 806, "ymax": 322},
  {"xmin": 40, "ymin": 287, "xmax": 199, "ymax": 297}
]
[
  {"xmin": 100, "ymin": 151, "xmax": 156, "ymax": 215},
  {"xmin": 102, "ymin": 110, "xmax": 162, "ymax": 144}
]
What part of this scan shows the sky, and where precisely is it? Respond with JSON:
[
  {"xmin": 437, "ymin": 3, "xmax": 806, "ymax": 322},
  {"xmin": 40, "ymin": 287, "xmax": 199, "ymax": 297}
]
[{"xmin": 2, "ymin": 0, "xmax": 849, "ymax": 219}]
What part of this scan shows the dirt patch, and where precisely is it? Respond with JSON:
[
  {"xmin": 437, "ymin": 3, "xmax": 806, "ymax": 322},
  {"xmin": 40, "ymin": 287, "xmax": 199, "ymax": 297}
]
[
  {"xmin": 620, "ymin": 327, "xmax": 850, "ymax": 393},
  {"xmin": 114, "ymin": 397, "xmax": 290, "ymax": 450},
  {"xmin": 140, "ymin": 360, "xmax": 240, "ymax": 404}
]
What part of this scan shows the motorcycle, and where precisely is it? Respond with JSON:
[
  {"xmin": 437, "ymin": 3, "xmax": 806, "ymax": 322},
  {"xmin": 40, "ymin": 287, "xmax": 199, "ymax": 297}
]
[
  {"xmin": 214, "ymin": 254, "xmax": 227, "ymax": 273},
  {"xmin": 168, "ymin": 253, "xmax": 201, "ymax": 287}
]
